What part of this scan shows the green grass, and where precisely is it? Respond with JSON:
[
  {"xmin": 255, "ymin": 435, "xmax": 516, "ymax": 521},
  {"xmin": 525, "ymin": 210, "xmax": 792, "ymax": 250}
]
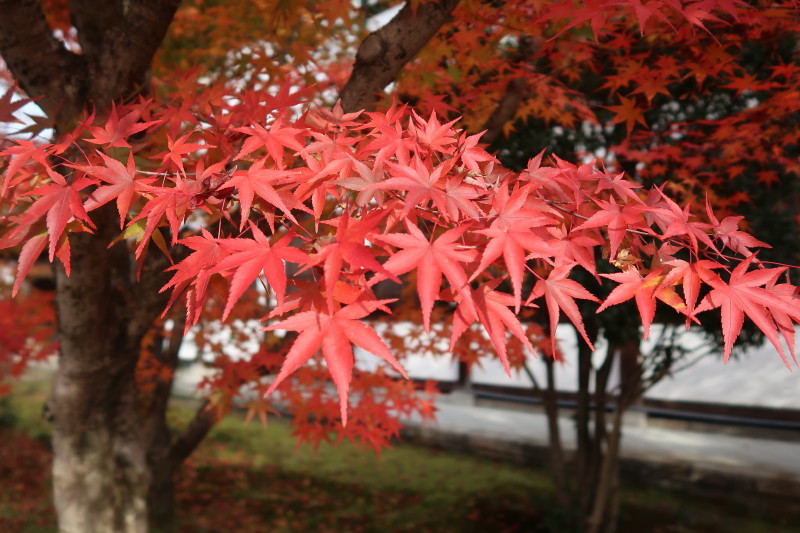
[
  {"xmin": 168, "ymin": 396, "xmax": 554, "ymax": 532},
  {"xmin": 2, "ymin": 379, "xmax": 52, "ymax": 439},
  {"xmin": 202, "ymin": 408, "xmax": 552, "ymax": 496},
  {"xmin": 2, "ymin": 379, "xmax": 798, "ymax": 532}
]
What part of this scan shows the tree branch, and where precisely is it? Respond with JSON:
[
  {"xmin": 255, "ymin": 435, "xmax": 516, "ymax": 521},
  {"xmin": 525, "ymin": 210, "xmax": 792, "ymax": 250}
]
[
  {"xmin": 480, "ymin": 77, "xmax": 527, "ymax": 145},
  {"xmin": 340, "ymin": 0, "xmax": 461, "ymax": 113},
  {"xmin": 149, "ymin": 310, "xmax": 186, "ymax": 416},
  {"xmin": 128, "ymin": 241, "xmax": 190, "ymax": 342},
  {"xmin": 480, "ymin": 36, "xmax": 537, "ymax": 144},
  {"xmin": 0, "ymin": 0, "xmax": 86, "ymax": 123},
  {"xmin": 169, "ymin": 400, "xmax": 218, "ymax": 466},
  {"xmin": 141, "ymin": 309, "xmax": 186, "ymax": 452}
]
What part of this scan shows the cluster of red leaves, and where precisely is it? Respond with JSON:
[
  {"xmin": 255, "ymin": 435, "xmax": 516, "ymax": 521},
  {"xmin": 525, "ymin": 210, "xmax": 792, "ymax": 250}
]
[
  {"xmin": 0, "ymin": 284, "xmax": 55, "ymax": 395},
  {"xmin": 403, "ymin": 0, "xmax": 798, "ymax": 133},
  {"xmin": 1, "ymin": 79, "xmax": 798, "ymax": 437},
  {"xmin": 394, "ymin": 0, "xmax": 800, "ymax": 241},
  {"xmin": 0, "ymin": 430, "xmax": 54, "ymax": 529}
]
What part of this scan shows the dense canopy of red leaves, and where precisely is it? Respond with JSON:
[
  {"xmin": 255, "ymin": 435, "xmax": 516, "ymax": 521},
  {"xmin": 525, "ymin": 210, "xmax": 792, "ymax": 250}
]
[{"xmin": 1, "ymin": 0, "xmax": 799, "ymax": 449}]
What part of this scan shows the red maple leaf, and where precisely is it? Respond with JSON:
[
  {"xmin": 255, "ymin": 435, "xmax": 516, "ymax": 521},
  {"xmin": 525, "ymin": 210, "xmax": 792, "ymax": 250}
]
[
  {"xmin": 597, "ymin": 267, "xmax": 686, "ymax": 339},
  {"xmin": 0, "ymin": 84, "xmax": 30, "ymax": 123},
  {"xmin": 472, "ymin": 185, "xmax": 555, "ymax": 311},
  {"xmin": 78, "ymin": 152, "xmax": 154, "ymax": 227},
  {"xmin": 264, "ymin": 299, "xmax": 409, "ymax": 425},
  {"xmin": 161, "ymin": 229, "xmax": 235, "ymax": 325},
  {"xmin": 20, "ymin": 167, "xmax": 95, "ymax": 260},
  {"xmin": 696, "ymin": 256, "xmax": 800, "ymax": 366},
  {"xmin": 306, "ymin": 210, "xmax": 399, "ymax": 314},
  {"xmin": 85, "ymin": 103, "xmax": 158, "ymax": 148},
  {"xmin": 132, "ymin": 176, "xmax": 201, "ymax": 256},
  {"xmin": 575, "ymin": 197, "xmax": 648, "ymax": 261},
  {"xmin": 214, "ymin": 225, "xmax": 308, "ymax": 320},
  {"xmin": 224, "ymin": 157, "xmax": 301, "ymax": 228},
  {"xmin": 546, "ymin": 225, "xmax": 603, "ymax": 276},
  {"xmin": 530, "ymin": 263, "xmax": 600, "ymax": 353},
  {"xmin": 649, "ymin": 190, "xmax": 715, "ymax": 254},
  {"xmin": 377, "ymin": 221, "xmax": 477, "ymax": 331},
  {"xmin": 0, "ymin": 140, "xmax": 52, "ymax": 197},
  {"xmin": 234, "ymin": 117, "xmax": 305, "ymax": 167},
  {"xmin": 605, "ymin": 96, "xmax": 647, "ymax": 134},
  {"xmin": 335, "ymin": 158, "xmax": 387, "ymax": 207},
  {"xmin": 369, "ymin": 157, "xmax": 454, "ymax": 218},
  {"xmin": 12, "ymin": 233, "xmax": 47, "ymax": 296},
  {"xmin": 160, "ymin": 133, "xmax": 211, "ymax": 174},
  {"xmin": 409, "ymin": 111, "xmax": 458, "ymax": 154},
  {"xmin": 456, "ymin": 131, "xmax": 498, "ymax": 173},
  {"xmin": 662, "ymin": 259, "xmax": 721, "ymax": 324},
  {"xmin": 451, "ymin": 282, "xmax": 537, "ymax": 375},
  {"xmin": 705, "ymin": 197, "xmax": 769, "ymax": 257}
]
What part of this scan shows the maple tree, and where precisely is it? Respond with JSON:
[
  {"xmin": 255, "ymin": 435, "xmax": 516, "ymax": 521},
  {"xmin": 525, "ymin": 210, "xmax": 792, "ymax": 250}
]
[
  {"xmin": 469, "ymin": 8, "xmax": 800, "ymax": 528},
  {"xmin": 1, "ymin": 1, "xmax": 799, "ymax": 532}
]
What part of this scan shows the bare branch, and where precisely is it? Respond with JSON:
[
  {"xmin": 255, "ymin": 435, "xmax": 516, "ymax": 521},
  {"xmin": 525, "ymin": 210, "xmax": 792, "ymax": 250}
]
[
  {"xmin": 522, "ymin": 361, "xmax": 541, "ymax": 390},
  {"xmin": 340, "ymin": 0, "xmax": 461, "ymax": 113},
  {"xmin": 128, "ymin": 241, "xmax": 190, "ymax": 341},
  {"xmin": 480, "ymin": 77, "xmax": 527, "ymax": 145},
  {"xmin": 480, "ymin": 36, "xmax": 537, "ymax": 144},
  {"xmin": 150, "ymin": 310, "xmax": 186, "ymax": 412},
  {"xmin": 169, "ymin": 400, "xmax": 218, "ymax": 466}
]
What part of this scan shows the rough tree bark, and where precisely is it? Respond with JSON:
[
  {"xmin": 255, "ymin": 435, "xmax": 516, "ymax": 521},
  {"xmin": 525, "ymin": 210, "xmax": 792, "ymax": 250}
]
[
  {"xmin": 1, "ymin": 1, "xmax": 179, "ymax": 531},
  {"xmin": 51, "ymin": 206, "xmax": 172, "ymax": 533},
  {"xmin": 339, "ymin": 0, "xmax": 461, "ymax": 113}
]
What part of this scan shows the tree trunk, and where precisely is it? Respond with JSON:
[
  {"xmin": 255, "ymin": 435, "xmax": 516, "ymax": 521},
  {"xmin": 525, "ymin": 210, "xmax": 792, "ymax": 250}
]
[
  {"xmin": 146, "ymin": 428, "xmax": 178, "ymax": 532},
  {"xmin": 51, "ymin": 370, "xmax": 149, "ymax": 533},
  {"xmin": 142, "ymin": 338, "xmax": 180, "ymax": 531},
  {"xmin": 541, "ymin": 356, "xmax": 570, "ymax": 507},
  {"xmin": 1, "ymin": 3, "xmax": 183, "ymax": 530},
  {"xmin": 49, "ymin": 211, "xmax": 213, "ymax": 532},
  {"xmin": 51, "ymin": 209, "xmax": 152, "ymax": 533},
  {"xmin": 575, "ymin": 325, "xmax": 600, "ymax": 517},
  {"xmin": 141, "ymin": 313, "xmax": 187, "ymax": 531},
  {"xmin": 584, "ymin": 337, "xmax": 643, "ymax": 533},
  {"xmin": 2, "ymin": 1, "xmax": 457, "ymax": 530},
  {"xmin": 586, "ymin": 408, "xmax": 624, "ymax": 533}
]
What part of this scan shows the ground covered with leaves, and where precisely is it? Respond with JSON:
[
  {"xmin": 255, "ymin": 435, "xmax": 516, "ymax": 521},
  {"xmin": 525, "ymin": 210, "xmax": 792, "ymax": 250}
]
[{"xmin": 1, "ymin": 381, "xmax": 796, "ymax": 533}]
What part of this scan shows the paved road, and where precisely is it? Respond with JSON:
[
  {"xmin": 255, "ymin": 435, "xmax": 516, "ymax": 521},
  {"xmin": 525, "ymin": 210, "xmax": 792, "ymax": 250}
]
[
  {"xmin": 172, "ymin": 359, "xmax": 800, "ymax": 486},
  {"xmin": 412, "ymin": 394, "xmax": 800, "ymax": 483}
]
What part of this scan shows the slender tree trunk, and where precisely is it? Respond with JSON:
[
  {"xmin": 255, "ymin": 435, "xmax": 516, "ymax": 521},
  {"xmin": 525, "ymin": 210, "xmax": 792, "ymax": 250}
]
[
  {"xmin": 588, "ymin": 339, "xmax": 615, "ymax": 511},
  {"xmin": 584, "ymin": 337, "xmax": 642, "ymax": 533},
  {"xmin": 541, "ymin": 356, "xmax": 570, "ymax": 507},
  {"xmin": 586, "ymin": 408, "xmax": 624, "ymax": 533},
  {"xmin": 141, "ymin": 313, "xmax": 187, "ymax": 531},
  {"xmin": 575, "ymin": 324, "xmax": 600, "ymax": 518},
  {"xmin": 144, "ymin": 398, "xmax": 218, "ymax": 532},
  {"xmin": 146, "ymin": 417, "xmax": 178, "ymax": 532},
  {"xmin": 142, "ymin": 326, "xmax": 181, "ymax": 531}
]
